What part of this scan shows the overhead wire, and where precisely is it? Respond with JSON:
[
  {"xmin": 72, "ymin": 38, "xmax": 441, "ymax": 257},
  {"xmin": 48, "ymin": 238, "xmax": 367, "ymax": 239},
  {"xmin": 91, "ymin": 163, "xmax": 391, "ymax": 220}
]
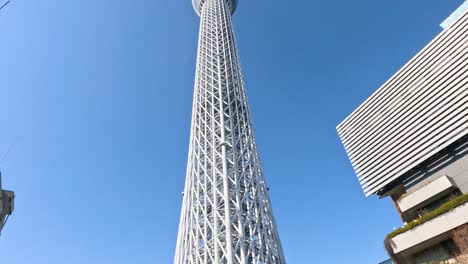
[
  {"xmin": 0, "ymin": 1, "xmax": 10, "ymax": 11},
  {"xmin": 0, "ymin": 0, "xmax": 13, "ymax": 237}
]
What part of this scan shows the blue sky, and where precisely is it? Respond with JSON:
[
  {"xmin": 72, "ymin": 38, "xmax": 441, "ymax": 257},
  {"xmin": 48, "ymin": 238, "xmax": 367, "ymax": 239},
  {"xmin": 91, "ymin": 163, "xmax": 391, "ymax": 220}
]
[{"xmin": 0, "ymin": 0, "xmax": 464, "ymax": 263}]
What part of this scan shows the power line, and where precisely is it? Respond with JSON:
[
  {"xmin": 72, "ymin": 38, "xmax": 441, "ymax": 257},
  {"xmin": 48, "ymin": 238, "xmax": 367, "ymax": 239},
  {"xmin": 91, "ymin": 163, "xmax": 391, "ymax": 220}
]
[
  {"xmin": 0, "ymin": 143, "xmax": 15, "ymax": 166},
  {"xmin": 0, "ymin": 1, "xmax": 10, "ymax": 11}
]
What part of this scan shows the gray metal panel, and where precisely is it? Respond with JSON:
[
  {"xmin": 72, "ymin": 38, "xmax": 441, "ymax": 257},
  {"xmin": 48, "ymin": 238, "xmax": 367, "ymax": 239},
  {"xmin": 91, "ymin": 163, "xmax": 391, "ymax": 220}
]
[{"xmin": 337, "ymin": 9, "xmax": 468, "ymax": 197}]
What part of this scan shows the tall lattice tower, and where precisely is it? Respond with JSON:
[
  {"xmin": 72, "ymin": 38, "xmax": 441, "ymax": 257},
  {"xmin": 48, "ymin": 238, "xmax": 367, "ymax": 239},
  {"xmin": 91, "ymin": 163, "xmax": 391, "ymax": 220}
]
[{"xmin": 174, "ymin": 0, "xmax": 286, "ymax": 263}]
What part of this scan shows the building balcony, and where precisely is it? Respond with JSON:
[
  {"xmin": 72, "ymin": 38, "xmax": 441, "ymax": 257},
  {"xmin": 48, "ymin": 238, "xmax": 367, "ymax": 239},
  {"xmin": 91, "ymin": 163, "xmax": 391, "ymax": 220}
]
[
  {"xmin": 388, "ymin": 199, "xmax": 468, "ymax": 261},
  {"xmin": 397, "ymin": 176, "xmax": 457, "ymax": 213}
]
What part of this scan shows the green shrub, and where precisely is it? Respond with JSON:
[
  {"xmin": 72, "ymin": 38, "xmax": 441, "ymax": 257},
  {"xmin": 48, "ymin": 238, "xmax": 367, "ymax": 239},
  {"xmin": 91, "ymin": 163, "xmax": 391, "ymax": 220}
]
[{"xmin": 387, "ymin": 193, "xmax": 468, "ymax": 239}]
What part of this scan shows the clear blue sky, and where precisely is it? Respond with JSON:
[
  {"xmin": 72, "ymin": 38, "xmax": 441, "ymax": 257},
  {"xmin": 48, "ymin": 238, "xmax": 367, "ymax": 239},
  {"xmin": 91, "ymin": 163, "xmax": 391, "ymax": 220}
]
[{"xmin": 0, "ymin": 0, "xmax": 464, "ymax": 263}]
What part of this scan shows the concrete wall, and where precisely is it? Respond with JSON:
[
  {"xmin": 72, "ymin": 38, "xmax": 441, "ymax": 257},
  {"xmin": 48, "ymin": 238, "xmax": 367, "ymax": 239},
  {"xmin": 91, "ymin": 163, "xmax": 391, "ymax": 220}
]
[{"xmin": 391, "ymin": 203, "xmax": 468, "ymax": 254}]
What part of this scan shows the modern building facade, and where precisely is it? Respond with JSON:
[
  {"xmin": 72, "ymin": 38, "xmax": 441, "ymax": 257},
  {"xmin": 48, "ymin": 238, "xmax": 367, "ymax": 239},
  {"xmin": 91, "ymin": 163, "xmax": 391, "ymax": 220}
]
[
  {"xmin": 337, "ymin": 4, "xmax": 468, "ymax": 264},
  {"xmin": 0, "ymin": 172, "xmax": 15, "ymax": 235},
  {"xmin": 174, "ymin": 0, "xmax": 286, "ymax": 263}
]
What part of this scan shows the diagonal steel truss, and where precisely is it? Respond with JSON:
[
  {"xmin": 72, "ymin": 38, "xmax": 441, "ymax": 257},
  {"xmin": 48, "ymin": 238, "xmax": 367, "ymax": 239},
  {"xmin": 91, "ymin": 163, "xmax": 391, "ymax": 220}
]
[{"xmin": 174, "ymin": 0, "xmax": 286, "ymax": 263}]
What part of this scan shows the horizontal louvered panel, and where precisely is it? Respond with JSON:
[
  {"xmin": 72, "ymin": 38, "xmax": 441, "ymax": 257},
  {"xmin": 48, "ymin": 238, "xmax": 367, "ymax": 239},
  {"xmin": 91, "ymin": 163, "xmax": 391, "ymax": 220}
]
[
  {"xmin": 338, "ymin": 15, "xmax": 468, "ymax": 140},
  {"xmin": 337, "ymin": 10, "xmax": 468, "ymax": 197},
  {"xmin": 357, "ymin": 80, "xmax": 466, "ymax": 180}
]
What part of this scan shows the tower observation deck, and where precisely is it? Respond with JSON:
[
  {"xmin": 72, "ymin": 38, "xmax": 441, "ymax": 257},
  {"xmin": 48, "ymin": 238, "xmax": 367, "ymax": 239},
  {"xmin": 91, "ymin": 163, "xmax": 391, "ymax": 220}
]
[
  {"xmin": 192, "ymin": 0, "xmax": 238, "ymax": 16},
  {"xmin": 174, "ymin": 0, "xmax": 286, "ymax": 263}
]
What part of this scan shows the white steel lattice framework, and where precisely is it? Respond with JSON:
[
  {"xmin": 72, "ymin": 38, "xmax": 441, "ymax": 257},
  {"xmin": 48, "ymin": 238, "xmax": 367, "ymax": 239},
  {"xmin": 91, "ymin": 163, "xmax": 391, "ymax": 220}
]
[{"xmin": 174, "ymin": 0, "xmax": 286, "ymax": 263}]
